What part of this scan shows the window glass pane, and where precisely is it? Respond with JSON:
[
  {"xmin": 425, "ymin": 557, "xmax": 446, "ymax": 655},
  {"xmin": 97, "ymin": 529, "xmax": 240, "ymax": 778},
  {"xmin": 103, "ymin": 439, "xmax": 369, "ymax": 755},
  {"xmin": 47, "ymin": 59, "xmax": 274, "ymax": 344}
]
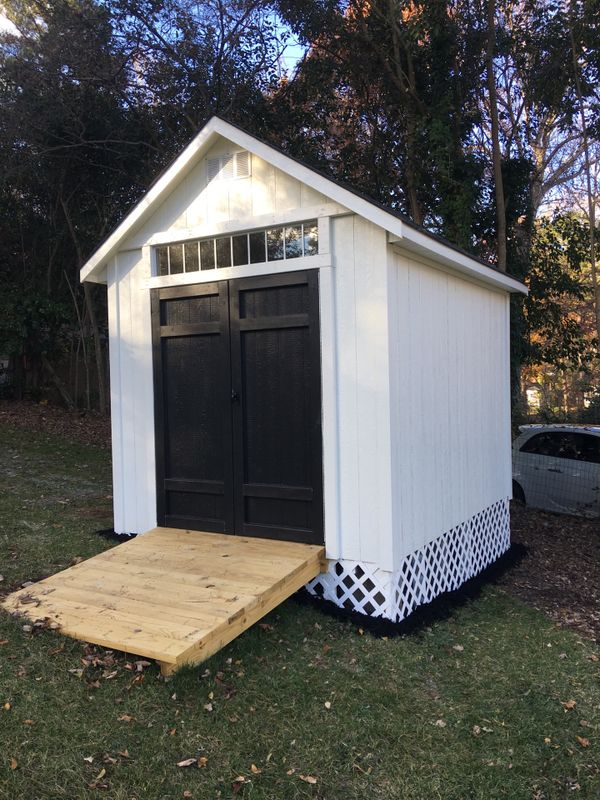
[
  {"xmin": 303, "ymin": 221, "xmax": 318, "ymax": 256},
  {"xmin": 285, "ymin": 225, "xmax": 302, "ymax": 259},
  {"xmin": 554, "ymin": 433, "xmax": 586, "ymax": 461},
  {"xmin": 216, "ymin": 236, "xmax": 232, "ymax": 268},
  {"xmin": 520, "ymin": 433, "xmax": 560, "ymax": 456},
  {"xmin": 266, "ymin": 227, "xmax": 284, "ymax": 261},
  {"xmin": 169, "ymin": 244, "xmax": 184, "ymax": 274},
  {"xmin": 232, "ymin": 234, "xmax": 249, "ymax": 266},
  {"xmin": 249, "ymin": 231, "xmax": 266, "ymax": 263},
  {"xmin": 156, "ymin": 246, "xmax": 169, "ymax": 276},
  {"xmin": 200, "ymin": 239, "xmax": 215, "ymax": 270},
  {"xmin": 184, "ymin": 241, "xmax": 199, "ymax": 272},
  {"xmin": 578, "ymin": 434, "xmax": 600, "ymax": 464}
]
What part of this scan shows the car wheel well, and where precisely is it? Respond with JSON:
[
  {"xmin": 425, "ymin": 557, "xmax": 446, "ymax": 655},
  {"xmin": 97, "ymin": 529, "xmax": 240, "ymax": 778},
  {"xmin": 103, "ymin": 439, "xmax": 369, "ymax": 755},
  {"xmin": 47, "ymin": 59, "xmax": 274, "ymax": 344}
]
[{"xmin": 512, "ymin": 480, "xmax": 526, "ymax": 504}]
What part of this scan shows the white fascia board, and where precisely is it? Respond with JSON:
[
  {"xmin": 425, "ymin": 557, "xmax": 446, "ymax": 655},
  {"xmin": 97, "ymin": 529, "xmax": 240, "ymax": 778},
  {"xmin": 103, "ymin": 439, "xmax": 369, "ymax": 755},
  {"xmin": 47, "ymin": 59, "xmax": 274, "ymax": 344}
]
[
  {"xmin": 389, "ymin": 229, "xmax": 528, "ymax": 295},
  {"xmin": 79, "ymin": 119, "xmax": 222, "ymax": 284}
]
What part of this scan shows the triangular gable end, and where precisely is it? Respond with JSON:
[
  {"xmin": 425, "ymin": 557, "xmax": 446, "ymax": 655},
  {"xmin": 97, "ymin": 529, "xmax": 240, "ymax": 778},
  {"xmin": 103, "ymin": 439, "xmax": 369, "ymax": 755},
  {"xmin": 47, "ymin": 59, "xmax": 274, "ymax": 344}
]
[{"xmin": 79, "ymin": 116, "xmax": 526, "ymax": 295}]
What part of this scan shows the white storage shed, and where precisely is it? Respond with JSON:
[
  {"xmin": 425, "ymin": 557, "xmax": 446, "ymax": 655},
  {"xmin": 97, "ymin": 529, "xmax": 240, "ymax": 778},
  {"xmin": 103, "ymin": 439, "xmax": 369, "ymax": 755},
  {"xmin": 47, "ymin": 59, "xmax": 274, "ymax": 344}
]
[{"xmin": 80, "ymin": 116, "xmax": 526, "ymax": 623}]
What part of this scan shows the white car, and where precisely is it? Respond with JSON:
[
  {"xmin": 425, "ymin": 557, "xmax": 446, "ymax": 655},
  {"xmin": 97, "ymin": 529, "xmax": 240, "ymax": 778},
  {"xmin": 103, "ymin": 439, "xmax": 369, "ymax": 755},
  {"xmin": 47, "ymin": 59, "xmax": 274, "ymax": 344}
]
[{"xmin": 512, "ymin": 424, "xmax": 600, "ymax": 518}]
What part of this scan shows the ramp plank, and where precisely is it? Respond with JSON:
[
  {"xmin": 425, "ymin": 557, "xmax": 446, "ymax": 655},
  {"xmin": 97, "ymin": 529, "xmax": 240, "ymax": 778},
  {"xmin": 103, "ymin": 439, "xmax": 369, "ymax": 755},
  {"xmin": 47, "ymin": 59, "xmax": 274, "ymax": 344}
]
[{"xmin": 2, "ymin": 528, "xmax": 325, "ymax": 675}]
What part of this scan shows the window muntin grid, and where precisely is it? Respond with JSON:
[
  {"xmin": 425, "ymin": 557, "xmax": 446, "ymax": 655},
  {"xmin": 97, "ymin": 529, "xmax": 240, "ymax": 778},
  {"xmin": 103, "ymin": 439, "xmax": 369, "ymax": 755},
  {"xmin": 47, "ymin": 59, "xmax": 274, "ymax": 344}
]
[{"xmin": 155, "ymin": 220, "xmax": 318, "ymax": 276}]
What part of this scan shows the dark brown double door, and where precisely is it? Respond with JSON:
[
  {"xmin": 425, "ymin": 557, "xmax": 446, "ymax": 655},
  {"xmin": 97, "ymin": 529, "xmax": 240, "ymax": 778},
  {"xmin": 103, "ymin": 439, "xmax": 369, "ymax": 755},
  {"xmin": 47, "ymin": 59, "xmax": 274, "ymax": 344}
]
[{"xmin": 152, "ymin": 271, "xmax": 323, "ymax": 545}]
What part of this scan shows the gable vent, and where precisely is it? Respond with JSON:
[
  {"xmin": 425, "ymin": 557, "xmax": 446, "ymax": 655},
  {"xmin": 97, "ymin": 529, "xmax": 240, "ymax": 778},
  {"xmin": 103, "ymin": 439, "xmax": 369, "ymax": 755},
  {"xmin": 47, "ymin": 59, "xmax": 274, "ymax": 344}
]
[{"xmin": 207, "ymin": 151, "xmax": 251, "ymax": 183}]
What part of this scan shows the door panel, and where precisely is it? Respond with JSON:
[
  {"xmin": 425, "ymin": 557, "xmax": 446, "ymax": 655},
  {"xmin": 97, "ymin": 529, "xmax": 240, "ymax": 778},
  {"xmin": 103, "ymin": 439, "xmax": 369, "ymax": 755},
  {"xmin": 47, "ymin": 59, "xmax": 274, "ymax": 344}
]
[
  {"xmin": 152, "ymin": 282, "xmax": 233, "ymax": 533},
  {"xmin": 153, "ymin": 272, "xmax": 323, "ymax": 545},
  {"xmin": 230, "ymin": 272, "xmax": 323, "ymax": 544}
]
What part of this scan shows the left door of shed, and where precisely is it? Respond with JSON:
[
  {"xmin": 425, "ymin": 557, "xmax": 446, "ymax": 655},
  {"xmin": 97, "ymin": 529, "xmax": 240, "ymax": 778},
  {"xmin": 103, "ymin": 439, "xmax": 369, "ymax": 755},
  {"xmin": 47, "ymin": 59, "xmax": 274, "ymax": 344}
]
[{"xmin": 152, "ymin": 281, "xmax": 235, "ymax": 533}]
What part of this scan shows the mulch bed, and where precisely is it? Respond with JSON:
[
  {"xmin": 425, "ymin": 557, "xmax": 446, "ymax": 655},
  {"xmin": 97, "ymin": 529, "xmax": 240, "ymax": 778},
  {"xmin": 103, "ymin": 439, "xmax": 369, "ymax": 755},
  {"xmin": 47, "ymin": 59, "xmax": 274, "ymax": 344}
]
[
  {"xmin": 0, "ymin": 399, "xmax": 111, "ymax": 449},
  {"xmin": 500, "ymin": 502, "xmax": 600, "ymax": 643},
  {"xmin": 0, "ymin": 401, "xmax": 598, "ymax": 642}
]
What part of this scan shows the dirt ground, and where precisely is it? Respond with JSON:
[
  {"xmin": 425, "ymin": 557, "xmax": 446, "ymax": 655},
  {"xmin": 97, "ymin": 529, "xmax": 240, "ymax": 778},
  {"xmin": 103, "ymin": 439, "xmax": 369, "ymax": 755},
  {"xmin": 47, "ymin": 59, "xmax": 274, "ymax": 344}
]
[
  {"xmin": 501, "ymin": 502, "xmax": 599, "ymax": 644},
  {"xmin": 0, "ymin": 399, "xmax": 111, "ymax": 448},
  {"xmin": 1, "ymin": 399, "xmax": 598, "ymax": 644}
]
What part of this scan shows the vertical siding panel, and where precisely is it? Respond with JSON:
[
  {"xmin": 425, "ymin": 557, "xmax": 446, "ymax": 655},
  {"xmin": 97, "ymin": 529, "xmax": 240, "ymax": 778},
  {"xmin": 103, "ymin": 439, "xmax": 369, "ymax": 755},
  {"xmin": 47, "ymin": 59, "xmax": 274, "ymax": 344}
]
[
  {"xmin": 251, "ymin": 157, "xmax": 276, "ymax": 217},
  {"xmin": 115, "ymin": 256, "xmax": 136, "ymax": 533},
  {"xmin": 228, "ymin": 177, "xmax": 253, "ymax": 221},
  {"xmin": 353, "ymin": 218, "xmax": 393, "ymax": 568},
  {"xmin": 130, "ymin": 249, "xmax": 157, "ymax": 533},
  {"xmin": 274, "ymin": 172, "xmax": 302, "ymax": 211},
  {"xmin": 388, "ymin": 252, "xmax": 411, "ymax": 565},
  {"xmin": 319, "ymin": 265, "xmax": 341, "ymax": 558},
  {"xmin": 107, "ymin": 257, "xmax": 125, "ymax": 534},
  {"xmin": 332, "ymin": 216, "xmax": 361, "ymax": 561}
]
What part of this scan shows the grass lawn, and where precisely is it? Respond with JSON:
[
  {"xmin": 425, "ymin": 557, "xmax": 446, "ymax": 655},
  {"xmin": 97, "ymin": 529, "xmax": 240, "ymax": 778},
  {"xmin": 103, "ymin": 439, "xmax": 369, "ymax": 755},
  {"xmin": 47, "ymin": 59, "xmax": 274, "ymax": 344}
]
[{"xmin": 0, "ymin": 423, "xmax": 598, "ymax": 800}]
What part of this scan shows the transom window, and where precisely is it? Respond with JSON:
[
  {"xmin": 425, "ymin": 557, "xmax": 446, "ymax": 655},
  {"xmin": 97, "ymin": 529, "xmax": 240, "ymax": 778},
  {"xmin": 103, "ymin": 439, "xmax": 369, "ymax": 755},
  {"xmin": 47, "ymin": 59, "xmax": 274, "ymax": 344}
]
[{"xmin": 155, "ymin": 220, "xmax": 318, "ymax": 277}]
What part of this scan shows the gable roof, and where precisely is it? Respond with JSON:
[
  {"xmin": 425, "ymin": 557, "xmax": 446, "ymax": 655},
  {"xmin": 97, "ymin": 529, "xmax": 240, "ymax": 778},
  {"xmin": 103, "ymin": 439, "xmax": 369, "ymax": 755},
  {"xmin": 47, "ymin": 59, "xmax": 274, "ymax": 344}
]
[{"xmin": 80, "ymin": 115, "xmax": 527, "ymax": 294}]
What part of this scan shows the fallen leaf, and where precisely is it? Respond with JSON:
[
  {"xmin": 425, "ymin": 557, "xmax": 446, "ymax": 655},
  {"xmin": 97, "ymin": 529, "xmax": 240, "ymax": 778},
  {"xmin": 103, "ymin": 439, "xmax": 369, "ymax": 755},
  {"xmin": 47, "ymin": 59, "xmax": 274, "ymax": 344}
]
[
  {"xmin": 435, "ymin": 719, "xmax": 447, "ymax": 728},
  {"xmin": 169, "ymin": 728, "xmax": 177, "ymax": 736},
  {"xmin": 183, "ymin": 793, "xmax": 192, "ymax": 799},
  {"xmin": 83, "ymin": 756, "xmax": 94, "ymax": 763},
  {"xmin": 23, "ymin": 719, "xmax": 34, "ymax": 726},
  {"xmin": 576, "ymin": 736, "xmax": 590, "ymax": 748},
  {"xmin": 286, "ymin": 768, "xmax": 295, "ymax": 775},
  {"xmin": 259, "ymin": 623, "xmax": 274, "ymax": 632},
  {"xmin": 561, "ymin": 699, "xmax": 577, "ymax": 711},
  {"xmin": 10, "ymin": 757, "xmax": 18, "ymax": 770},
  {"xmin": 250, "ymin": 764, "xmax": 261, "ymax": 774},
  {"xmin": 588, "ymin": 654, "xmax": 598, "ymax": 662},
  {"xmin": 198, "ymin": 757, "xmax": 208, "ymax": 768},
  {"xmin": 117, "ymin": 714, "xmax": 134, "ymax": 722},
  {"xmin": 453, "ymin": 644, "xmax": 464, "ymax": 652},
  {"xmin": 117, "ymin": 750, "xmax": 130, "ymax": 759},
  {"xmin": 177, "ymin": 758, "xmax": 197, "ymax": 768},
  {"xmin": 580, "ymin": 720, "xmax": 590, "ymax": 727},
  {"xmin": 89, "ymin": 767, "xmax": 106, "ymax": 786},
  {"xmin": 324, "ymin": 701, "xmax": 331, "ymax": 710},
  {"xmin": 299, "ymin": 775, "xmax": 318, "ymax": 784},
  {"xmin": 0, "ymin": 639, "xmax": 8, "ymax": 645},
  {"xmin": 472, "ymin": 725, "xmax": 481, "ymax": 736},
  {"xmin": 3, "ymin": 702, "xmax": 11, "ymax": 711},
  {"xmin": 203, "ymin": 703, "xmax": 213, "ymax": 712}
]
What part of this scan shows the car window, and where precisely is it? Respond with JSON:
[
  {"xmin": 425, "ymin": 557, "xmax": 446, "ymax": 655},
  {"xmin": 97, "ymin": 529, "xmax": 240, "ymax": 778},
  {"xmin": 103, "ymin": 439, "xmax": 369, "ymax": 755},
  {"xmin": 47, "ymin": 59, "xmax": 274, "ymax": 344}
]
[
  {"xmin": 520, "ymin": 432, "xmax": 561, "ymax": 457},
  {"xmin": 575, "ymin": 433, "xmax": 600, "ymax": 464},
  {"xmin": 521, "ymin": 431, "xmax": 600, "ymax": 463}
]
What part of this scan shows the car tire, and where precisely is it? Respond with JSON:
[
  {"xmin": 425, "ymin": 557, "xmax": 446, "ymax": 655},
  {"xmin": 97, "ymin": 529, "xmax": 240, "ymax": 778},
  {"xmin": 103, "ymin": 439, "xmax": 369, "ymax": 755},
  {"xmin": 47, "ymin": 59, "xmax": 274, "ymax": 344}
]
[{"xmin": 512, "ymin": 480, "xmax": 526, "ymax": 504}]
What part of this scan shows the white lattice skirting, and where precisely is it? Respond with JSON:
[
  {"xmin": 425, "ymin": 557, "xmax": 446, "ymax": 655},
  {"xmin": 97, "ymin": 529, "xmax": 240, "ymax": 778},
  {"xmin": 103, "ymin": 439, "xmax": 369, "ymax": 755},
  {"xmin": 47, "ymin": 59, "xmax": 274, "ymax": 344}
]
[{"xmin": 306, "ymin": 498, "xmax": 510, "ymax": 622}]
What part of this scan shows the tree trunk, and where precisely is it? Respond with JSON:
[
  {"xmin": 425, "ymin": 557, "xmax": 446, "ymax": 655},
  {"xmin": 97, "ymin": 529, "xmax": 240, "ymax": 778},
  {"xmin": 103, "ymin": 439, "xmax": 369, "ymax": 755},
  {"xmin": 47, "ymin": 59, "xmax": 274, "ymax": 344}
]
[
  {"xmin": 61, "ymin": 196, "xmax": 108, "ymax": 414},
  {"xmin": 41, "ymin": 354, "xmax": 76, "ymax": 411},
  {"xmin": 569, "ymin": 3, "xmax": 600, "ymax": 343},
  {"xmin": 486, "ymin": 0, "xmax": 507, "ymax": 271},
  {"xmin": 83, "ymin": 283, "xmax": 107, "ymax": 415}
]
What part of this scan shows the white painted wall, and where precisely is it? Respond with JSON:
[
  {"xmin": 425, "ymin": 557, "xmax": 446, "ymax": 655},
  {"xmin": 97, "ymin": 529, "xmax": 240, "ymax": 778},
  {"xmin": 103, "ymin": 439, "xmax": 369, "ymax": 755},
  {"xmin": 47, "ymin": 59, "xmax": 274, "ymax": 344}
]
[
  {"xmin": 327, "ymin": 216, "xmax": 394, "ymax": 569},
  {"xmin": 120, "ymin": 136, "xmax": 330, "ymax": 252},
  {"xmin": 107, "ymin": 249, "xmax": 157, "ymax": 535},
  {"xmin": 387, "ymin": 247, "xmax": 512, "ymax": 568}
]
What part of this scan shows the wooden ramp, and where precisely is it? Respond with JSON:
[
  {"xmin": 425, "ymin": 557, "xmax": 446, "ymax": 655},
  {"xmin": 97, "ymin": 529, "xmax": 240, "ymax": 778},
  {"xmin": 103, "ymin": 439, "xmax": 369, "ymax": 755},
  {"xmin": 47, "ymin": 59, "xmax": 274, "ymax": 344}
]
[{"xmin": 2, "ymin": 528, "xmax": 325, "ymax": 676}]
